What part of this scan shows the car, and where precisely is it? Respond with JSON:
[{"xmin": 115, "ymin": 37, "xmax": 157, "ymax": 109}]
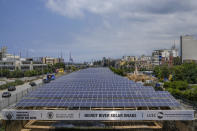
[
  {"xmin": 43, "ymin": 79, "xmax": 50, "ymax": 84},
  {"xmin": 29, "ymin": 82, "xmax": 37, "ymax": 87},
  {"xmin": 2, "ymin": 92, "xmax": 11, "ymax": 98},
  {"xmin": 46, "ymin": 74, "xmax": 55, "ymax": 81},
  {"xmin": 8, "ymin": 86, "xmax": 16, "ymax": 91}
]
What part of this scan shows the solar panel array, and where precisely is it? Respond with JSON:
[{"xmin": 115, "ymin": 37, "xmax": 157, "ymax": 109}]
[{"xmin": 16, "ymin": 68, "xmax": 180, "ymax": 108}]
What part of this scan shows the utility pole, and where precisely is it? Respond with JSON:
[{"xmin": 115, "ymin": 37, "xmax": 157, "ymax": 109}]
[
  {"xmin": 26, "ymin": 49, "xmax": 29, "ymax": 58},
  {"xmin": 61, "ymin": 51, "xmax": 63, "ymax": 59},
  {"xmin": 19, "ymin": 51, "xmax": 21, "ymax": 58}
]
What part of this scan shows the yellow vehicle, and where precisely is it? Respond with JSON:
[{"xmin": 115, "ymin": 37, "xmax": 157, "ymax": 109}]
[
  {"xmin": 58, "ymin": 68, "xmax": 64, "ymax": 73},
  {"xmin": 169, "ymin": 74, "xmax": 173, "ymax": 81}
]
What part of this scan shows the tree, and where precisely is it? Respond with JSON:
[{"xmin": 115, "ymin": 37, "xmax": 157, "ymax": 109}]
[
  {"xmin": 169, "ymin": 62, "xmax": 197, "ymax": 84},
  {"xmin": 173, "ymin": 57, "xmax": 181, "ymax": 65},
  {"xmin": 172, "ymin": 65, "xmax": 184, "ymax": 81},
  {"xmin": 153, "ymin": 66, "xmax": 161, "ymax": 78},
  {"xmin": 54, "ymin": 63, "xmax": 65, "ymax": 69},
  {"xmin": 160, "ymin": 65, "xmax": 170, "ymax": 79},
  {"xmin": 71, "ymin": 66, "xmax": 78, "ymax": 71},
  {"xmin": 110, "ymin": 67, "xmax": 125, "ymax": 76},
  {"xmin": 0, "ymin": 69, "xmax": 10, "ymax": 77},
  {"xmin": 9, "ymin": 70, "xmax": 24, "ymax": 78},
  {"xmin": 164, "ymin": 81, "xmax": 188, "ymax": 90},
  {"xmin": 181, "ymin": 62, "xmax": 197, "ymax": 84},
  {"xmin": 24, "ymin": 70, "xmax": 33, "ymax": 77}
]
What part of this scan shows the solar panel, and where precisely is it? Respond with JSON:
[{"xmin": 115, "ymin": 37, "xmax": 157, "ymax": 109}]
[{"xmin": 16, "ymin": 68, "xmax": 180, "ymax": 108}]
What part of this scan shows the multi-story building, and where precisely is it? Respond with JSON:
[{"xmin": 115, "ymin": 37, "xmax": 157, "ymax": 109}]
[
  {"xmin": 0, "ymin": 60, "xmax": 15, "ymax": 70},
  {"xmin": 54, "ymin": 58, "xmax": 64, "ymax": 64},
  {"xmin": 0, "ymin": 59, "xmax": 47, "ymax": 71},
  {"xmin": 42, "ymin": 57, "xmax": 54, "ymax": 65},
  {"xmin": 152, "ymin": 48, "xmax": 178, "ymax": 66},
  {"xmin": 137, "ymin": 55, "xmax": 153, "ymax": 70},
  {"xmin": 0, "ymin": 47, "xmax": 47, "ymax": 71},
  {"xmin": 42, "ymin": 57, "xmax": 64, "ymax": 65},
  {"xmin": 139, "ymin": 55, "xmax": 152, "ymax": 61},
  {"xmin": 122, "ymin": 56, "xmax": 138, "ymax": 62},
  {"xmin": 152, "ymin": 50, "xmax": 160, "ymax": 66},
  {"xmin": 180, "ymin": 35, "xmax": 197, "ymax": 63},
  {"xmin": 121, "ymin": 55, "xmax": 153, "ymax": 71}
]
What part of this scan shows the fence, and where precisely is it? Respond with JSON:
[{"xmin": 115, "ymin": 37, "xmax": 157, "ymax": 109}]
[
  {"xmin": 173, "ymin": 94, "xmax": 197, "ymax": 110},
  {"xmin": 0, "ymin": 84, "xmax": 41, "ymax": 111}
]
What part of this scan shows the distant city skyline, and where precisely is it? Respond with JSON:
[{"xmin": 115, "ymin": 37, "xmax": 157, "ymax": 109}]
[{"xmin": 1, "ymin": 0, "xmax": 197, "ymax": 62}]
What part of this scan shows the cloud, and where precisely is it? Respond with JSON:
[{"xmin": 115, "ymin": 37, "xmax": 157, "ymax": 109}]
[
  {"xmin": 44, "ymin": 0, "xmax": 197, "ymax": 61},
  {"xmin": 46, "ymin": 0, "xmax": 197, "ymax": 18}
]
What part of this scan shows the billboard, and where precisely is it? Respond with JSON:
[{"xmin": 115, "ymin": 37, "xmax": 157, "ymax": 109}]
[{"xmin": 2, "ymin": 110, "xmax": 194, "ymax": 121}]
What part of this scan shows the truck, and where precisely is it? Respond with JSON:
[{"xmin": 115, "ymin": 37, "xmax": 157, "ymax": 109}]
[{"xmin": 43, "ymin": 74, "xmax": 55, "ymax": 84}]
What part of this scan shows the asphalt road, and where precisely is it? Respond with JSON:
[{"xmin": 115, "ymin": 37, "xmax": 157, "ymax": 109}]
[
  {"xmin": 0, "ymin": 79, "xmax": 42, "ymax": 120},
  {"xmin": 0, "ymin": 79, "xmax": 42, "ymax": 101}
]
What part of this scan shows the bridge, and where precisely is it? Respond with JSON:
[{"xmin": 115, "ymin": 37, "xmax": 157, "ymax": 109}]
[{"xmin": 1, "ymin": 68, "xmax": 195, "ymax": 130}]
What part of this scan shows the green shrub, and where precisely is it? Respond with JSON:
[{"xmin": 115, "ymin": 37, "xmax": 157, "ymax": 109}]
[
  {"xmin": 15, "ymin": 79, "xmax": 24, "ymax": 85},
  {"xmin": 0, "ymin": 127, "xmax": 5, "ymax": 131},
  {"xmin": 0, "ymin": 69, "xmax": 10, "ymax": 77},
  {"xmin": 163, "ymin": 82, "xmax": 170, "ymax": 88},
  {"xmin": 24, "ymin": 70, "xmax": 33, "ymax": 77},
  {"xmin": 154, "ymin": 62, "xmax": 197, "ymax": 84},
  {"xmin": 169, "ymin": 88, "xmax": 183, "ymax": 96},
  {"xmin": 8, "ymin": 70, "xmax": 24, "ymax": 78},
  {"xmin": 164, "ymin": 81, "xmax": 188, "ymax": 90},
  {"xmin": 0, "ymin": 80, "xmax": 24, "ymax": 90},
  {"xmin": 165, "ymin": 81, "xmax": 197, "ymax": 102},
  {"xmin": 110, "ymin": 67, "xmax": 125, "ymax": 76}
]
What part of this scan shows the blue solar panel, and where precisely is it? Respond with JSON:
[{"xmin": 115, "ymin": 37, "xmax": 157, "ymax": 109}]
[{"xmin": 16, "ymin": 68, "xmax": 180, "ymax": 108}]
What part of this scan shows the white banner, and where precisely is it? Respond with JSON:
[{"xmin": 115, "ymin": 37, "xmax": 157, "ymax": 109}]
[{"xmin": 2, "ymin": 110, "xmax": 194, "ymax": 121}]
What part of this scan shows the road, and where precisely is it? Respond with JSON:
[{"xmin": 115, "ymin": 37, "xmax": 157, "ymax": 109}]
[
  {"xmin": 0, "ymin": 79, "xmax": 43, "ymax": 120},
  {"xmin": 0, "ymin": 79, "xmax": 42, "ymax": 101},
  {"xmin": 0, "ymin": 73, "xmax": 66, "ymax": 120},
  {"xmin": 0, "ymin": 73, "xmax": 65, "ymax": 105}
]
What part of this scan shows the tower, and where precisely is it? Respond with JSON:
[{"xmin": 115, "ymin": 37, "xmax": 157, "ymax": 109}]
[{"xmin": 69, "ymin": 52, "xmax": 73, "ymax": 63}]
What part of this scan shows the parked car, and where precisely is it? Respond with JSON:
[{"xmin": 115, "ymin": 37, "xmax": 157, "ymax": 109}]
[
  {"xmin": 8, "ymin": 86, "xmax": 16, "ymax": 91},
  {"xmin": 29, "ymin": 82, "xmax": 37, "ymax": 87},
  {"xmin": 43, "ymin": 79, "xmax": 50, "ymax": 84},
  {"xmin": 2, "ymin": 92, "xmax": 11, "ymax": 98}
]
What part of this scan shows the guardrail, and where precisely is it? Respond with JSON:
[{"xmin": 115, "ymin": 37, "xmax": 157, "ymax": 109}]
[
  {"xmin": 172, "ymin": 94, "xmax": 197, "ymax": 119},
  {"xmin": 0, "ymin": 83, "xmax": 42, "ymax": 111},
  {"xmin": 173, "ymin": 95, "xmax": 197, "ymax": 110}
]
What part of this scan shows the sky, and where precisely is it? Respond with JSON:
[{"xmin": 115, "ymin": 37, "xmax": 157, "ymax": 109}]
[{"xmin": 1, "ymin": 0, "xmax": 197, "ymax": 62}]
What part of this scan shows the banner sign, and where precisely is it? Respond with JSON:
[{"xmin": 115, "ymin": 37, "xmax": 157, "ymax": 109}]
[{"xmin": 2, "ymin": 110, "xmax": 194, "ymax": 121}]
